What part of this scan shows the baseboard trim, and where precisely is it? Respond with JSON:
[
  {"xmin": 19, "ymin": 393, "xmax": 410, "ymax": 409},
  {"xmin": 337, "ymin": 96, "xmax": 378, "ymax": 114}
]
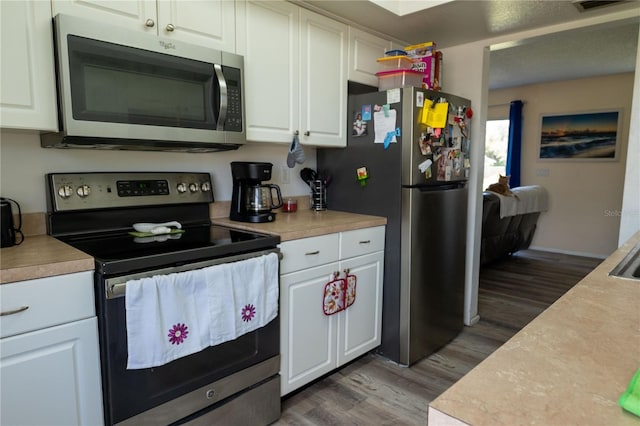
[{"xmin": 527, "ymin": 245, "xmax": 608, "ymax": 260}]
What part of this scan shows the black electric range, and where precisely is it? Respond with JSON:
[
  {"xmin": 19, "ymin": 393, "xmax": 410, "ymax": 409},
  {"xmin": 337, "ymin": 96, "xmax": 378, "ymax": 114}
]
[{"xmin": 45, "ymin": 171, "xmax": 282, "ymax": 425}]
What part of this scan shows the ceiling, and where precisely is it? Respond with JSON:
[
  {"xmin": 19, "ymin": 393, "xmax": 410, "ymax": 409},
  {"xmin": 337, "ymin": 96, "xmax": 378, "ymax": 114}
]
[{"xmin": 295, "ymin": 0, "xmax": 640, "ymax": 89}]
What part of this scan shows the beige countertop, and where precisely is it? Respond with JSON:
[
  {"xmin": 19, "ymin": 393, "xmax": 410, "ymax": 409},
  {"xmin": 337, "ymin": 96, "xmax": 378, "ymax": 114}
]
[
  {"xmin": 428, "ymin": 231, "xmax": 640, "ymax": 426},
  {"xmin": 0, "ymin": 205, "xmax": 386, "ymax": 284},
  {"xmin": 0, "ymin": 235, "xmax": 94, "ymax": 284},
  {"xmin": 211, "ymin": 204, "xmax": 387, "ymax": 242}
]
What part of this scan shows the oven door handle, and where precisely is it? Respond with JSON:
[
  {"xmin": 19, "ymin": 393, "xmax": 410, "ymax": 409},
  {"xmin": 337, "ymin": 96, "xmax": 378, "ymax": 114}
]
[{"xmin": 105, "ymin": 248, "xmax": 281, "ymax": 299}]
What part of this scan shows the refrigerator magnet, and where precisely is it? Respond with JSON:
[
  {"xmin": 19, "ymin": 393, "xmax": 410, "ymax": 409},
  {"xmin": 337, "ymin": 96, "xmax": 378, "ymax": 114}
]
[
  {"xmin": 356, "ymin": 167, "xmax": 369, "ymax": 186},
  {"xmin": 352, "ymin": 111, "xmax": 367, "ymax": 137},
  {"xmin": 416, "ymin": 91, "xmax": 424, "ymax": 108},
  {"xmin": 362, "ymin": 105, "xmax": 372, "ymax": 121},
  {"xmin": 418, "ymin": 159, "xmax": 432, "ymax": 173}
]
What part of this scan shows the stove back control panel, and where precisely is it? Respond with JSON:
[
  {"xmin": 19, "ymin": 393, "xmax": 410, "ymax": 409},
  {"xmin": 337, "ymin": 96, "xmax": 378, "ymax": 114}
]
[{"xmin": 47, "ymin": 172, "xmax": 214, "ymax": 212}]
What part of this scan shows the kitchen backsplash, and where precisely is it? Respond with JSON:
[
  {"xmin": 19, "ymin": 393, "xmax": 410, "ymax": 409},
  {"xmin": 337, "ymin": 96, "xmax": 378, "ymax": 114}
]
[{"xmin": 0, "ymin": 130, "xmax": 315, "ymax": 214}]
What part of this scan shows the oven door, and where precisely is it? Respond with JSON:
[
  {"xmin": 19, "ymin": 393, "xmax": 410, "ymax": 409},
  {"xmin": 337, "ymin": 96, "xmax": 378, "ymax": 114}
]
[{"xmin": 98, "ymin": 249, "xmax": 280, "ymax": 425}]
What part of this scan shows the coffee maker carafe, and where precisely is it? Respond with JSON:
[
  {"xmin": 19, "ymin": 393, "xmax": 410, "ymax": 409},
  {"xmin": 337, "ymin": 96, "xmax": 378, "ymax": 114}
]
[{"xmin": 230, "ymin": 162, "xmax": 283, "ymax": 223}]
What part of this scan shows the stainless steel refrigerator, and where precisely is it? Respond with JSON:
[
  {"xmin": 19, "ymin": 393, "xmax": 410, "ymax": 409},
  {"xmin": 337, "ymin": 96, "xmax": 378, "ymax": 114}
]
[{"xmin": 317, "ymin": 87, "xmax": 470, "ymax": 366}]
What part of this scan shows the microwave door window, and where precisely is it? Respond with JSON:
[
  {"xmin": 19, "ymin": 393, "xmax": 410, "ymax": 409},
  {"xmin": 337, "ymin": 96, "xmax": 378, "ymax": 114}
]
[{"xmin": 67, "ymin": 35, "xmax": 217, "ymax": 130}]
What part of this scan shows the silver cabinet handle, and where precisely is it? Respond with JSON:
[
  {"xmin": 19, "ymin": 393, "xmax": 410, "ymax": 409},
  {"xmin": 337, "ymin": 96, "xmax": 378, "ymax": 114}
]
[
  {"xmin": 305, "ymin": 251, "xmax": 320, "ymax": 256},
  {"xmin": 359, "ymin": 240, "xmax": 371, "ymax": 244},
  {"xmin": 145, "ymin": 18, "xmax": 155, "ymax": 28},
  {"xmin": 294, "ymin": 130, "xmax": 299, "ymax": 136},
  {"xmin": 304, "ymin": 131, "xmax": 310, "ymax": 136},
  {"xmin": 166, "ymin": 23, "xmax": 175, "ymax": 32},
  {"xmin": 0, "ymin": 306, "xmax": 29, "ymax": 316}
]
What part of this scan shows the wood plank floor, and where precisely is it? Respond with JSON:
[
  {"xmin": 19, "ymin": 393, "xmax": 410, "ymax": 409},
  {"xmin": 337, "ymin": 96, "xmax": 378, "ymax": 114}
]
[{"xmin": 274, "ymin": 250, "xmax": 603, "ymax": 426}]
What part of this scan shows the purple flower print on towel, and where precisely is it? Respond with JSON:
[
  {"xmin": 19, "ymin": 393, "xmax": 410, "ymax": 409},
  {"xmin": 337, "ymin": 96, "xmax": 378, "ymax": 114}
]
[
  {"xmin": 168, "ymin": 323, "xmax": 189, "ymax": 345},
  {"xmin": 241, "ymin": 304, "xmax": 256, "ymax": 322}
]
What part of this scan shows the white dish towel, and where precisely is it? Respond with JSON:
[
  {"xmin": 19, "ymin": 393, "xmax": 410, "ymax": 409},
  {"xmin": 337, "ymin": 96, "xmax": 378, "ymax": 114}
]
[
  {"xmin": 125, "ymin": 269, "xmax": 211, "ymax": 370},
  {"xmin": 125, "ymin": 253, "xmax": 279, "ymax": 369},
  {"xmin": 205, "ymin": 253, "xmax": 279, "ymax": 347}
]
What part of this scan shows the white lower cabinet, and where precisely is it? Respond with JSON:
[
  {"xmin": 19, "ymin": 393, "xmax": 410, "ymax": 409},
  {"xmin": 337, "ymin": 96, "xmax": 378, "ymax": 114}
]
[
  {"xmin": 279, "ymin": 226, "xmax": 385, "ymax": 396},
  {"xmin": 337, "ymin": 251, "xmax": 384, "ymax": 366},
  {"xmin": 0, "ymin": 271, "xmax": 104, "ymax": 426}
]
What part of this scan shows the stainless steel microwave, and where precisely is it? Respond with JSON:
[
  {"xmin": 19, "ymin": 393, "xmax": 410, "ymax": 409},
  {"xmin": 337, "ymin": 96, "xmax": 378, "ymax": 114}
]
[{"xmin": 41, "ymin": 14, "xmax": 245, "ymax": 152}]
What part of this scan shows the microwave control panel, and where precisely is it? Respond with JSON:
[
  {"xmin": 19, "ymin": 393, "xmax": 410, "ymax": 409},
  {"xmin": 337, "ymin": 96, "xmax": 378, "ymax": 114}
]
[{"xmin": 223, "ymin": 66, "xmax": 243, "ymax": 132}]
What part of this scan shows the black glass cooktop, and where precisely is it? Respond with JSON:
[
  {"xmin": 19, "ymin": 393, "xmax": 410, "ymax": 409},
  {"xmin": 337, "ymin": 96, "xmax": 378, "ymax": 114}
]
[{"xmin": 58, "ymin": 224, "xmax": 280, "ymax": 276}]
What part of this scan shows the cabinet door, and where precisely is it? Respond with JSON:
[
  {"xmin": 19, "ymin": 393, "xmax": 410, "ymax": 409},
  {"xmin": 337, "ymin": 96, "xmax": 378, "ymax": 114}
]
[
  {"xmin": 51, "ymin": 0, "xmax": 158, "ymax": 34},
  {"xmin": 156, "ymin": 0, "xmax": 236, "ymax": 51},
  {"xmin": 348, "ymin": 27, "xmax": 390, "ymax": 87},
  {"xmin": 0, "ymin": 318, "xmax": 104, "ymax": 426},
  {"xmin": 0, "ymin": 0, "xmax": 57, "ymax": 131},
  {"xmin": 280, "ymin": 263, "xmax": 339, "ymax": 396},
  {"xmin": 299, "ymin": 9, "xmax": 347, "ymax": 147},
  {"xmin": 239, "ymin": 0, "xmax": 299, "ymax": 143},
  {"xmin": 338, "ymin": 251, "xmax": 384, "ymax": 366}
]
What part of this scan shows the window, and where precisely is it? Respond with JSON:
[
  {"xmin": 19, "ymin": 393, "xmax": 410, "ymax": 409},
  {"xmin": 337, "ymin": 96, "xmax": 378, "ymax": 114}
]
[{"xmin": 483, "ymin": 119, "xmax": 509, "ymax": 190}]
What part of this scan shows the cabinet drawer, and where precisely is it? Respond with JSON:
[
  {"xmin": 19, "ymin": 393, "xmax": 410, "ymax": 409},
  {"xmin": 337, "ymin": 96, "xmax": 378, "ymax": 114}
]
[
  {"xmin": 279, "ymin": 233, "xmax": 340, "ymax": 274},
  {"xmin": 340, "ymin": 226, "xmax": 386, "ymax": 259},
  {"xmin": 0, "ymin": 271, "xmax": 95, "ymax": 339}
]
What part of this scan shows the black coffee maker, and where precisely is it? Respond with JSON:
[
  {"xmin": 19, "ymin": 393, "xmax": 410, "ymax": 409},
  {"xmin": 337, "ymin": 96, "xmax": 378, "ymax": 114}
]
[
  {"xmin": 230, "ymin": 162, "xmax": 283, "ymax": 223},
  {"xmin": 1, "ymin": 197, "xmax": 23, "ymax": 248}
]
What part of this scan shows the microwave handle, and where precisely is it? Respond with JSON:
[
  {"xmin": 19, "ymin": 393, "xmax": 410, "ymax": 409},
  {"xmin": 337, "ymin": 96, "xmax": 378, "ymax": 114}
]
[{"xmin": 214, "ymin": 64, "xmax": 228, "ymax": 131}]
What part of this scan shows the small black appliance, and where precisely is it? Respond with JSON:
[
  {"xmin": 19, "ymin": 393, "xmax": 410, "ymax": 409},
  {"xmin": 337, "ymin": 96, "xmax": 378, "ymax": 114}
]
[
  {"xmin": 230, "ymin": 162, "xmax": 283, "ymax": 223},
  {"xmin": 1, "ymin": 197, "xmax": 23, "ymax": 248}
]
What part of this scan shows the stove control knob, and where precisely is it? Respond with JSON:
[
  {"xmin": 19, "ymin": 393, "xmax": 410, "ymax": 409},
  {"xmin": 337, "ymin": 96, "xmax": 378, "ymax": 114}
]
[
  {"xmin": 57, "ymin": 185, "xmax": 73, "ymax": 199},
  {"xmin": 189, "ymin": 183, "xmax": 200, "ymax": 193},
  {"xmin": 177, "ymin": 183, "xmax": 187, "ymax": 193},
  {"xmin": 201, "ymin": 182, "xmax": 211, "ymax": 192},
  {"xmin": 76, "ymin": 184, "xmax": 91, "ymax": 198}
]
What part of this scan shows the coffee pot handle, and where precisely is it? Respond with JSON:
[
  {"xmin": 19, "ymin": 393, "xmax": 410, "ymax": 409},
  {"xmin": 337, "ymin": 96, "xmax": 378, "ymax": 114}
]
[{"xmin": 269, "ymin": 185, "xmax": 283, "ymax": 209}]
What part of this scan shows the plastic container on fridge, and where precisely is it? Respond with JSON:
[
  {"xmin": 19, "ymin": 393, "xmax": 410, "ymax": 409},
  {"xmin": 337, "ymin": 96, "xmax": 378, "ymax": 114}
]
[
  {"xmin": 376, "ymin": 55, "xmax": 415, "ymax": 71},
  {"xmin": 376, "ymin": 69, "xmax": 424, "ymax": 90}
]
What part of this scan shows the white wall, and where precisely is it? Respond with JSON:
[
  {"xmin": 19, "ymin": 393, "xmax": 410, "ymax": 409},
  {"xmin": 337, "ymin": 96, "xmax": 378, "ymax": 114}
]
[
  {"xmin": 488, "ymin": 73, "xmax": 634, "ymax": 258},
  {"xmin": 619, "ymin": 24, "xmax": 640, "ymax": 246},
  {"xmin": 438, "ymin": 41, "xmax": 488, "ymax": 326},
  {"xmin": 0, "ymin": 130, "xmax": 315, "ymax": 213}
]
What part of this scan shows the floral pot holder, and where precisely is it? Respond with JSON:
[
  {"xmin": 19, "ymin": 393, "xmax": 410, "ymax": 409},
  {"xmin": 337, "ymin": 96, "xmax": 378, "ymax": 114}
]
[{"xmin": 322, "ymin": 272, "xmax": 357, "ymax": 316}]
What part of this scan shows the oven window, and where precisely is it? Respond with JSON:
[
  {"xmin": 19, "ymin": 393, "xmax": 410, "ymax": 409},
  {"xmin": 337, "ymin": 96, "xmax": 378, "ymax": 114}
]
[{"xmin": 67, "ymin": 35, "xmax": 217, "ymax": 129}]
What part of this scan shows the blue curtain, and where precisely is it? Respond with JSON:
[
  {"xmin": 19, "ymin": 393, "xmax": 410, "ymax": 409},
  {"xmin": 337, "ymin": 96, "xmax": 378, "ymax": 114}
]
[{"xmin": 506, "ymin": 100, "xmax": 523, "ymax": 188}]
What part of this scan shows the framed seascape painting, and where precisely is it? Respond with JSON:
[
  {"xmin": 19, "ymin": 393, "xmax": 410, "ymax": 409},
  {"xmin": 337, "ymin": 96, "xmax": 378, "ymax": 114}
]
[{"xmin": 539, "ymin": 110, "xmax": 621, "ymax": 160}]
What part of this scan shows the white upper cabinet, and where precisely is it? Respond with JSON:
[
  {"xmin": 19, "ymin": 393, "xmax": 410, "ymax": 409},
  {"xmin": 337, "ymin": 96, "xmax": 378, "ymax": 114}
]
[
  {"xmin": 238, "ymin": 0, "xmax": 347, "ymax": 147},
  {"xmin": 51, "ymin": 0, "xmax": 237, "ymax": 52},
  {"xmin": 156, "ymin": 0, "xmax": 236, "ymax": 51},
  {"xmin": 0, "ymin": 0, "xmax": 58, "ymax": 131},
  {"xmin": 298, "ymin": 9, "xmax": 347, "ymax": 147},
  {"xmin": 347, "ymin": 27, "xmax": 391, "ymax": 87},
  {"xmin": 237, "ymin": 0, "xmax": 299, "ymax": 144}
]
